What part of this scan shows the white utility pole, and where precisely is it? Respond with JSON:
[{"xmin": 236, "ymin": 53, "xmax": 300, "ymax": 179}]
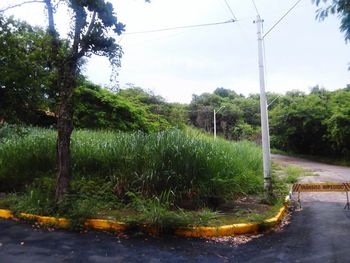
[
  {"xmin": 213, "ymin": 106, "xmax": 225, "ymax": 140},
  {"xmin": 255, "ymin": 15, "xmax": 272, "ymax": 199}
]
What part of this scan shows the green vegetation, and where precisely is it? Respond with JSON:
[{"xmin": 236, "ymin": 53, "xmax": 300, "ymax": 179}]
[
  {"xmin": 272, "ymin": 162, "xmax": 316, "ymax": 185},
  {"xmin": 0, "ymin": 127, "xmax": 288, "ymax": 230},
  {"xmin": 283, "ymin": 166, "xmax": 304, "ymax": 184},
  {"xmin": 269, "ymin": 88, "xmax": 350, "ymax": 158},
  {"xmin": 0, "ymin": 16, "xmax": 55, "ymax": 125},
  {"xmin": 0, "ymin": 127, "xmax": 263, "ymax": 198},
  {"xmin": 189, "ymin": 88, "xmax": 260, "ymax": 141},
  {"xmin": 189, "ymin": 87, "xmax": 350, "ymax": 160},
  {"xmin": 313, "ymin": 0, "xmax": 350, "ymax": 41},
  {"xmin": 1, "ymin": 14, "xmax": 349, "ymax": 162},
  {"xmin": 2, "ymin": 11, "xmax": 349, "ymax": 232},
  {"xmin": 74, "ymin": 83, "xmax": 187, "ymax": 132},
  {"xmin": 282, "ymin": 165, "xmax": 314, "ymax": 184}
]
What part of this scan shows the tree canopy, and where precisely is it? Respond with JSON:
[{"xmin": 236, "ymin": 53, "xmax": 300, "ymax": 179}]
[
  {"xmin": 313, "ymin": 0, "xmax": 350, "ymax": 41},
  {"xmin": 0, "ymin": 16, "xmax": 55, "ymax": 124}
]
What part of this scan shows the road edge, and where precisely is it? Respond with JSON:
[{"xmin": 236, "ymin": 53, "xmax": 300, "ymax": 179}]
[{"xmin": 0, "ymin": 195, "xmax": 290, "ymax": 237}]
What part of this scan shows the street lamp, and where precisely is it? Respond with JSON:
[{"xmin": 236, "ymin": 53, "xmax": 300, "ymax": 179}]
[{"xmin": 213, "ymin": 106, "xmax": 225, "ymax": 139}]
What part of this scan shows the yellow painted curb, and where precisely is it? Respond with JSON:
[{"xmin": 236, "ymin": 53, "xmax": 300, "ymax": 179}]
[
  {"xmin": 0, "ymin": 209, "xmax": 127, "ymax": 232},
  {"xmin": 174, "ymin": 223, "xmax": 259, "ymax": 237},
  {"xmin": 19, "ymin": 212, "xmax": 70, "ymax": 228},
  {"xmin": 175, "ymin": 196, "xmax": 290, "ymax": 237},
  {"xmin": 0, "ymin": 209, "xmax": 14, "ymax": 219},
  {"xmin": 84, "ymin": 219, "xmax": 127, "ymax": 232},
  {"xmin": 0, "ymin": 195, "xmax": 290, "ymax": 237}
]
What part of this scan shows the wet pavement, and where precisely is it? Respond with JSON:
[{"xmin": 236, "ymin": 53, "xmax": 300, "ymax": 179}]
[
  {"xmin": 1, "ymin": 156, "xmax": 350, "ymax": 262},
  {"xmin": 1, "ymin": 201, "xmax": 350, "ymax": 262}
]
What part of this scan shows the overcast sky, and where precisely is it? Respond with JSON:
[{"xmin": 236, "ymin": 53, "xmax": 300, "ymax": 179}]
[{"xmin": 2, "ymin": 0, "xmax": 350, "ymax": 103}]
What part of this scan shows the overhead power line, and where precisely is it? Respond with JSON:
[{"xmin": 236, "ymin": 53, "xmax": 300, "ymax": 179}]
[
  {"xmin": 221, "ymin": 0, "xmax": 249, "ymax": 41},
  {"xmin": 223, "ymin": 0, "xmax": 238, "ymax": 21},
  {"xmin": 0, "ymin": 0, "xmax": 44, "ymax": 13},
  {"xmin": 263, "ymin": 0, "xmax": 303, "ymax": 39},
  {"xmin": 251, "ymin": 0, "xmax": 260, "ymax": 16},
  {"xmin": 123, "ymin": 19, "xmax": 236, "ymax": 35}
]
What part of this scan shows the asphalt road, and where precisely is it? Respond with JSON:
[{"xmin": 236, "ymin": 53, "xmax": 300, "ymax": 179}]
[{"xmin": 1, "ymin": 156, "xmax": 350, "ymax": 262}]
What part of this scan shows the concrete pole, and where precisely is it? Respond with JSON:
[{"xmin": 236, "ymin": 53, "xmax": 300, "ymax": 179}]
[
  {"xmin": 213, "ymin": 106, "xmax": 225, "ymax": 140},
  {"xmin": 256, "ymin": 15, "xmax": 272, "ymax": 200},
  {"xmin": 214, "ymin": 109, "xmax": 217, "ymax": 140}
]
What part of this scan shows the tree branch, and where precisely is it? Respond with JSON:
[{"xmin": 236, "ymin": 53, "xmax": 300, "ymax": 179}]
[
  {"xmin": 45, "ymin": 0, "xmax": 60, "ymax": 59},
  {"xmin": 77, "ymin": 11, "xmax": 97, "ymax": 58},
  {"xmin": 45, "ymin": 0, "xmax": 56, "ymax": 36},
  {"xmin": 71, "ymin": 6, "xmax": 86, "ymax": 58},
  {"xmin": 0, "ymin": 0, "xmax": 44, "ymax": 13},
  {"xmin": 85, "ymin": 11, "xmax": 97, "ymax": 38},
  {"xmin": 53, "ymin": 0, "xmax": 64, "ymax": 11}
]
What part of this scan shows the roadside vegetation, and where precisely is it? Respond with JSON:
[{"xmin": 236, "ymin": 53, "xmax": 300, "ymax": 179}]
[
  {"xmin": 0, "ymin": 126, "xmax": 288, "ymax": 231},
  {"xmin": 272, "ymin": 162, "xmax": 317, "ymax": 185}
]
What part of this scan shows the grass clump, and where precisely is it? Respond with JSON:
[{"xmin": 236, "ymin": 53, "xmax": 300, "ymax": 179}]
[{"xmin": 280, "ymin": 165, "xmax": 315, "ymax": 184}]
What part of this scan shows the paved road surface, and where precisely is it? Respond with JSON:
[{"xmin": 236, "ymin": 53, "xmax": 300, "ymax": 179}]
[{"xmin": 1, "ymin": 155, "xmax": 350, "ymax": 262}]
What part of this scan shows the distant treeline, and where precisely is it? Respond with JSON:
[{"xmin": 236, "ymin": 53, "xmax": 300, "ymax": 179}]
[{"xmin": 189, "ymin": 86, "xmax": 350, "ymax": 158}]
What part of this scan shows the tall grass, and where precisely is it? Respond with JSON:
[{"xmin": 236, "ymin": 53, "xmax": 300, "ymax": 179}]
[
  {"xmin": 0, "ymin": 128, "xmax": 263, "ymax": 203},
  {"xmin": 0, "ymin": 127, "xmax": 56, "ymax": 190}
]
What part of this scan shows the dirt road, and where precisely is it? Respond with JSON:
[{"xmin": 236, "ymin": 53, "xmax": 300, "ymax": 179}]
[
  {"xmin": 273, "ymin": 154, "xmax": 350, "ymax": 203},
  {"xmin": 1, "ymin": 155, "xmax": 350, "ymax": 262}
]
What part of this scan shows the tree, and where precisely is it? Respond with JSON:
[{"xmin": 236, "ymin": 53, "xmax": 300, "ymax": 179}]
[
  {"xmin": 269, "ymin": 92, "xmax": 331, "ymax": 155},
  {"xmin": 0, "ymin": 16, "xmax": 55, "ymax": 124},
  {"xmin": 74, "ymin": 81, "xmax": 184, "ymax": 132},
  {"xmin": 313, "ymin": 0, "xmax": 350, "ymax": 41},
  {"xmin": 43, "ymin": 0, "xmax": 125, "ymax": 203},
  {"xmin": 189, "ymin": 93, "xmax": 223, "ymax": 133},
  {"xmin": 213, "ymin": 87, "xmax": 238, "ymax": 99},
  {"xmin": 1, "ymin": 0, "xmax": 125, "ymax": 203},
  {"xmin": 326, "ymin": 90, "xmax": 350, "ymax": 157}
]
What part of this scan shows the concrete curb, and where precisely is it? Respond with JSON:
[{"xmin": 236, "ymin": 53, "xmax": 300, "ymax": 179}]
[
  {"xmin": 0, "ymin": 196, "xmax": 290, "ymax": 237},
  {"xmin": 175, "ymin": 196, "xmax": 290, "ymax": 237}
]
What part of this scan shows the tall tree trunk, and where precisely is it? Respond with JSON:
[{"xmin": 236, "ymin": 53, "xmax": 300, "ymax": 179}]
[{"xmin": 55, "ymin": 60, "xmax": 77, "ymax": 204}]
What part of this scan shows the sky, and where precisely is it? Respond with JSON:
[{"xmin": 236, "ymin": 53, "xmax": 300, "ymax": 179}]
[{"xmin": 2, "ymin": 0, "xmax": 350, "ymax": 103}]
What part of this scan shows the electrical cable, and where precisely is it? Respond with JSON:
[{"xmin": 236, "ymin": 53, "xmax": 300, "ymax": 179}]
[
  {"xmin": 263, "ymin": 0, "xmax": 303, "ymax": 39},
  {"xmin": 0, "ymin": 0, "xmax": 44, "ymax": 13},
  {"xmin": 122, "ymin": 19, "xmax": 235, "ymax": 35},
  {"xmin": 223, "ymin": 0, "xmax": 237, "ymax": 21},
  {"xmin": 251, "ymin": 0, "xmax": 260, "ymax": 16},
  {"xmin": 221, "ymin": 0, "xmax": 250, "ymax": 44},
  {"xmin": 186, "ymin": 102, "xmax": 261, "ymax": 113},
  {"xmin": 267, "ymin": 95, "xmax": 282, "ymax": 107},
  {"xmin": 262, "ymin": 22, "xmax": 268, "ymax": 92}
]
